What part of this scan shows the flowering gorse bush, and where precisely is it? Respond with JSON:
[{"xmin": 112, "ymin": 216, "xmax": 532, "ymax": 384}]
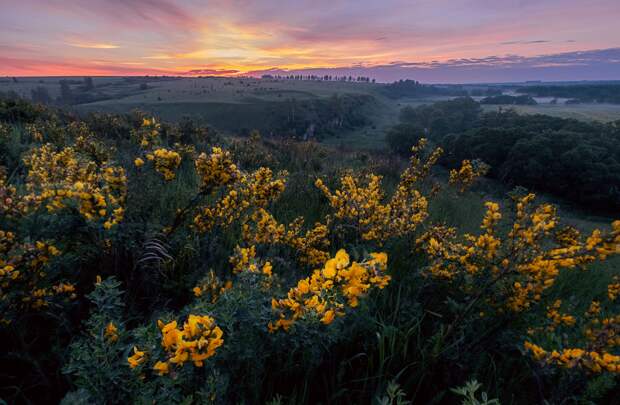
[
  {"xmin": 417, "ymin": 193, "xmax": 620, "ymax": 378},
  {"xmin": 23, "ymin": 143, "xmax": 127, "ymax": 229},
  {"xmin": 269, "ymin": 249, "xmax": 390, "ymax": 331},
  {"xmin": 314, "ymin": 138, "xmax": 439, "ymax": 242},
  {"xmin": 2, "ymin": 103, "xmax": 619, "ymax": 404}
]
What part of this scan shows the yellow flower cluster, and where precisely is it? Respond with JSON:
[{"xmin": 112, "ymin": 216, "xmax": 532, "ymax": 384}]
[
  {"xmin": 193, "ymin": 270, "xmax": 232, "ymax": 303},
  {"xmin": 585, "ymin": 315, "xmax": 620, "ymax": 348},
  {"xmin": 243, "ymin": 167, "xmax": 288, "ymax": 208},
  {"xmin": 193, "ymin": 189, "xmax": 250, "ymax": 233},
  {"xmin": 546, "ymin": 300, "xmax": 576, "ymax": 329},
  {"xmin": 449, "ymin": 159, "xmax": 489, "ymax": 192},
  {"xmin": 315, "ymin": 174, "xmax": 428, "ymax": 242},
  {"xmin": 194, "ymin": 147, "xmax": 240, "ymax": 190},
  {"xmin": 31, "ymin": 281, "xmax": 76, "ymax": 309},
  {"xmin": 418, "ymin": 194, "xmax": 620, "ymax": 313},
  {"xmin": 524, "ymin": 342, "xmax": 620, "ymax": 373},
  {"xmin": 128, "ymin": 346, "xmax": 146, "ymax": 369},
  {"xmin": 526, "ymin": 281, "xmax": 620, "ymax": 374},
  {"xmin": 152, "ymin": 315, "xmax": 224, "ymax": 374},
  {"xmin": 104, "ymin": 321, "xmax": 119, "ymax": 343},
  {"xmin": 269, "ymin": 249, "xmax": 390, "ymax": 332},
  {"xmin": 24, "ymin": 119, "xmax": 65, "ymax": 144},
  {"xmin": 71, "ymin": 122, "xmax": 113, "ymax": 163},
  {"xmin": 242, "ymin": 208, "xmax": 330, "ymax": 266},
  {"xmin": 399, "ymin": 138, "xmax": 444, "ymax": 188},
  {"xmin": 135, "ymin": 117, "xmax": 161, "ymax": 148},
  {"xmin": 23, "ymin": 144, "xmax": 127, "ymax": 229},
  {"xmin": 192, "ymin": 166, "xmax": 286, "ymax": 233},
  {"xmin": 145, "ymin": 148, "xmax": 182, "ymax": 181},
  {"xmin": 0, "ymin": 233, "xmax": 74, "ymax": 323},
  {"xmin": 229, "ymin": 245, "xmax": 273, "ymax": 277},
  {"xmin": 315, "ymin": 139, "xmax": 437, "ymax": 242},
  {"xmin": 608, "ymin": 279, "xmax": 620, "ymax": 301},
  {"xmin": 0, "ymin": 167, "xmax": 29, "ymax": 218},
  {"xmin": 25, "ymin": 123, "xmax": 44, "ymax": 142}
]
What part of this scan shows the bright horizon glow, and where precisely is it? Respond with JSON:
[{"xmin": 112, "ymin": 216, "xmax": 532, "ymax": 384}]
[{"xmin": 1, "ymin": 0, "xmax": 619, "ymax": 82}]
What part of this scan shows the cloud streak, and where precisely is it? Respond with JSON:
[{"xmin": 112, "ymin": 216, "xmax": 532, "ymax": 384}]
[{"xmin": 67, "ymin": 42, "xmax": 121, "ymax": 49}]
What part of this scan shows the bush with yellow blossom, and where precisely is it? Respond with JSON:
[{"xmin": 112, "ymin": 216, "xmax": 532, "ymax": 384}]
[{"xmin": 4, "ymin": 100, "xmax": 620, "ymax": 404}]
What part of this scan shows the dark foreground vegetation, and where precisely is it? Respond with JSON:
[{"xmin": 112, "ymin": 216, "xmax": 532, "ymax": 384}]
[
  {"xmin": 1, "ymin": 95, "xmax": 620, "ymax": 404},
  {"xmin": 387, "ymin": 97, "xmax": 620, "ymax": 212}
]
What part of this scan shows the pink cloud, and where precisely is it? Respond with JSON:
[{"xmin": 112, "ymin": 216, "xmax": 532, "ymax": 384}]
[{"xmin": 182, "ymin": 68, "xmax": 240, "ymax": 76}]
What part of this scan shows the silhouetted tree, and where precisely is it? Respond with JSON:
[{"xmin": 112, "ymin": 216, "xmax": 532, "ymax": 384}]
[
  {"xmin": 82, "ymin": 77, "xmax": 94, "ymax": 91},
  {"xmin": 31, "ymin": 86, "xmax": 51, "ymax": 104},
  {"xmin": 58, "ymin": 80, "xmax": 74, "ymax": 105}
]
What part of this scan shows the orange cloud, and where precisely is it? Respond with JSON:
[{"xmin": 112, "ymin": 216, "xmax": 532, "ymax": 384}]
[{"xmin": 66, "ymin": 42, "xmax": 120, "ymax": 49}]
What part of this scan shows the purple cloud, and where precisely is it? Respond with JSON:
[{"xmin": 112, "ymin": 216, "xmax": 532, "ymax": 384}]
[{"xmin": 245, "ymin": 48, "xmax": 620, "ymax": 83}]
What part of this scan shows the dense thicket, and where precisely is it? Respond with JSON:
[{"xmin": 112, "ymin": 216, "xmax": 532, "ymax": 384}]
[
  {"xmin": 270, "ymin": 94, "xmax": 374, "ymax": 139},
  {"xmin": 389, "ymin": 98, "xmax": 620, "ymax": 211},
  {"xmin": 380, "ymin": 79, "xmax": 468, "ymax": 99},
  {"xmin": 480, "ymin": 94, "xmax": 537, "ymax": 105},
  {"xmin": 516, "ymin": 83, "xmax": 620, "ymax": 104}
]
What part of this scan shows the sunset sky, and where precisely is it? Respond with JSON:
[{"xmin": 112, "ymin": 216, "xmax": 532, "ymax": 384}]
[{"xmin": 1, "ymin": 0, "xmax": 619, "ymax": 82}]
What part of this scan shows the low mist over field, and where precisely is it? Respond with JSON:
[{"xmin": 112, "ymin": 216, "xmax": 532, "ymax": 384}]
[{"xmin": 2, "ymin": 1, "xmax": 620, "ymax": 404}]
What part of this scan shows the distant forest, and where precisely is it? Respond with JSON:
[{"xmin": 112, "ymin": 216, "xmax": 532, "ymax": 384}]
[
  {"xmin": 387, "ymin": 97, "xmax": 620, "ymax": 211},
  {"xmin": 480, "ymin": 94, "xmax": 537, "ymax": 105},
  {"xmin": 516, "ymin": 84, "xmax": 620, "ymax": 104},
  {"xmin": 380, "ymin": 80, "xmax": 468, "ymax": 98}
]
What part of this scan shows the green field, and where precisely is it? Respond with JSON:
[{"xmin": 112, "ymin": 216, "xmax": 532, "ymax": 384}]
[
  {"xmin": 481, "ymin": 102, "xmax": 620, "ymax": 122},
  {"xmin": 2, "ymin": 77, "xmax": 620, "ymax": 151}
]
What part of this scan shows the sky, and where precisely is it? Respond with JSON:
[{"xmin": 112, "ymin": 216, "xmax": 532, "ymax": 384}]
[{"xmin": 1, "ymin": 0, "xmax": 619, "ymax": 83}]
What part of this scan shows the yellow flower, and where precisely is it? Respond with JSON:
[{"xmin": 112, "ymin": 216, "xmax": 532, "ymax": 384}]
[
  {"xmin": 323, "ymin": 260, "xmax": 337, "ymax": 279},
  {"xmin": 127, "ymin": 346, "xmax": 146, "ymax": 369},
  {"xmin": 134, "ymin": 158, "xmax": 144, "ymax": 167},
  {"xmin": 153, "ymin": 361, "xmax": 169, "ymax": 376},
  {"xmin": 321, "ymin": 310, "xmax": 335, "ymax": 325},
  {"xmin": 154, "ymin": 315, "xmax": 224, "ymax": 371},
  {"xmin": 104, "ymin": 321, "xmax": 118, "ymax": 343}
]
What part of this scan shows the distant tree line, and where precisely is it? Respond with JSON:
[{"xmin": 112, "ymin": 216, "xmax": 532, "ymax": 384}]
[
  {"xmin": 380, "ymin": 79, "xmax": 468, "ymax": 99},
  {"xmin": 468, "ymin": 87, "xmax": 503, "ymax": 97},
  {"xmin": 261, "ymin": 74, "xmax": 375, "ymax": 83},
  {"xmin": 480, "ymin": 94, "xmax": 537, "ymax": 105},
  {"xmin": 387, "ymin": 97, "xmax": 620, "ymax": 211},
  {"xmin": 0, "ymin": 92, "xmax": 60, "ymax": 122},
  {"xmin": 27, "ymin": 77, "xmax": 118, "ymax": 106},
  {"xmin": 516, "ymin": 84, "xmax": 620, "ymax": 104}
]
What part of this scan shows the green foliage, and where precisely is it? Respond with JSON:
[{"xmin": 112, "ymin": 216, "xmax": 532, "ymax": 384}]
[
  {"xmin": 442, "ymin": 110, "xmax": 620, "ymax": 211},
  {"xmin": 63, "ymin": 278, "xmax": 130, "ymax": 405},
  {"xmin": 398, "ymin": 97, "xmax": 482, "ymax": 139},
  {"xmin": 451, "ymin": 380, "xmax": 500, "ymax": 405},
  {"xmin": 375, "ymin": 380, "xmax": 411, "ymax": 405},
  {"xmin": 385, "ymin": 123, "xmax": 425, "ymax": 156}
]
